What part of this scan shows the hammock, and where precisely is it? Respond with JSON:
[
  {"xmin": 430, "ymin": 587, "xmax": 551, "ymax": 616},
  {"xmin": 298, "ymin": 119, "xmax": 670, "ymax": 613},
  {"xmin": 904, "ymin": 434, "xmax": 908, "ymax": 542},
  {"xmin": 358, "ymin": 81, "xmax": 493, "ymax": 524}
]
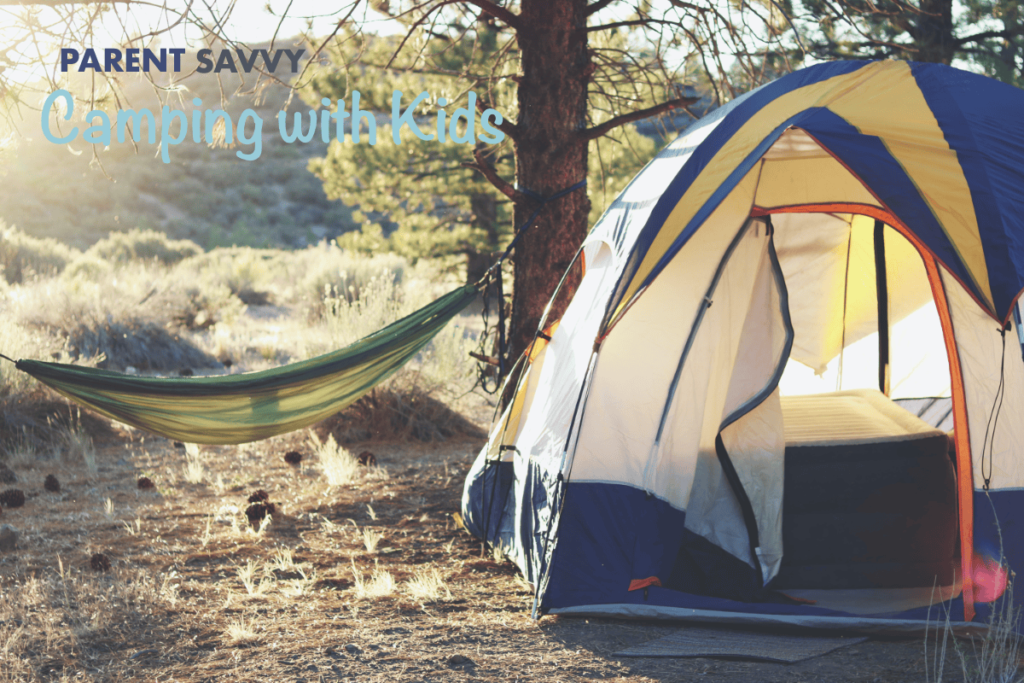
[{"xmin": 13, "ymin": 285, "xmax": 478, "ymax": 445}]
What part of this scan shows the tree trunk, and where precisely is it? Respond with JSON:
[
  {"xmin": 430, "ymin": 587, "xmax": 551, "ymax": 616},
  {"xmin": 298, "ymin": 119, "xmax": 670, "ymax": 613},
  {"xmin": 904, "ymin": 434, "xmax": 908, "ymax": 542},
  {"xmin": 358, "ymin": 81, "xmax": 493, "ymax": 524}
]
[
  {"xmin": 508, "ymin": 0, "xmax": 591, "ymax": 366},
  {"xmin": 914, "ymin": 0, "xmax": 956, "ymax": 63},
  {"xmin": 998, "ymin": 4, "xmax": 1022, "ymax": 80}
]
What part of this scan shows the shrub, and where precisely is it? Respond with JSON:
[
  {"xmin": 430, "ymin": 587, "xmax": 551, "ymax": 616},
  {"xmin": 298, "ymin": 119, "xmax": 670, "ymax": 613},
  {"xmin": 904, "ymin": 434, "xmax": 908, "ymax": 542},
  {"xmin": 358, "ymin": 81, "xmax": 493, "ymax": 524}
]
[
  {"xmin": 0, "ymin": 319, "xmax": 56, "ymax": 400},
  {"xmin": 315, "ymin": 383, "xmax": 485, "ymax": 443},
  {"xmin": 66, "ymin": 318, "xmax": 221, "ymax": 372},
  {"xmin": 174, "ymin": 283, "xmax": 248, "ymax": 331},
  {"xmin": 0, "ymin": 225, "xmax": 79, "ymax": 283},
  {"xmin": 85, "ymin": 228, "xmax": 202, "ymax": 266},
  {"xmin": 62, "ymin": 254, "xmax": 113, "ymax": 281}
]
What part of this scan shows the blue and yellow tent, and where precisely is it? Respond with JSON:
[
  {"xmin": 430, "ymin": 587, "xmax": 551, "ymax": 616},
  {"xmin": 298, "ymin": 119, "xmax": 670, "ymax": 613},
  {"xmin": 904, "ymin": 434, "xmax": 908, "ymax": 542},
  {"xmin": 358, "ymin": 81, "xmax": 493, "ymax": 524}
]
[{"xmin": 462, "ymin": 60, "xmax": 1024, "ymax": 630}]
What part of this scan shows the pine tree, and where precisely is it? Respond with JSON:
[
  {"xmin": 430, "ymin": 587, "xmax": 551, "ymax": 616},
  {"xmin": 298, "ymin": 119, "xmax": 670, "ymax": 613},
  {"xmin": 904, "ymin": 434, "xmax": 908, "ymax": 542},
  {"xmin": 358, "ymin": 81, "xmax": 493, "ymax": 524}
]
[
  {"xmin": 304, "ymin": 25, "xmax": 660, "ymax": 283},
  {"xmin": 299, "ymin": 1, "xmax": 780, "ymax": 367},
  {"xmin": 798, "ymin": 0, "xmax": 1024, "ymax": 81}
]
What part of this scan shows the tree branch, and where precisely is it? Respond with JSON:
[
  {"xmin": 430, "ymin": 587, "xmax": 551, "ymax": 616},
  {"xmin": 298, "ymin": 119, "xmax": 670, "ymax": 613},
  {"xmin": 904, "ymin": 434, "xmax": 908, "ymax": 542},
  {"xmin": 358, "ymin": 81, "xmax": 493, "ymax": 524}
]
[
  {"xmin": 666, "ymin": 0, "xmax": 708, "ymax": 13},
  {"xmin": 461, "ymin": 0, "xmax": 522, "ymax": 31},
  {"xmin": 0, "ymin": 0, "xmax": 123, "ymax": 4},
  {"xmin": 955, "ymin": 26, "xmax": 1024, "ymax": 46},
  {"xmin": 580, "ymin": 96, "xmax": 697, "ymax": 141},
  {"xmin": 588, "ymin": 19, "xmax": 649, "ymax": 31},
  {"xmin": 462, "ymin": 149, "xmax": 527, "ymax": 204},
  {"xmin": 586, "ymin": 0, "xmax": 617, "ymax": 16},
  {"xmin": 474, "ymin": 95, "xmax": 519, "ymax": 140}
]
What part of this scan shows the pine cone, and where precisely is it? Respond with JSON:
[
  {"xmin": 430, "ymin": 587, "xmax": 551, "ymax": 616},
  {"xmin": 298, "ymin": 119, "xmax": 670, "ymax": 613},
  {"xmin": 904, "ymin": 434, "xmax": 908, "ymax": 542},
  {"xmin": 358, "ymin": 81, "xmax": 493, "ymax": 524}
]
[
  {"xmin": 0, "ymin": 464, "xmax": 16, "ymax": 484},
  {"xmin": 137, "ymin": 476, "xmax": 155, "ymax": 490},
  {"xmin": 90, "ymin": 553, "xmax": 111, "ymax": 572},
  {"xmin": 0, "ymin": 489, "xmax": 25, "ymax": 509},
  {"xmin": 245, "ymin": 501, "xmax": 276, "ymax": 528},
  {"xmin": 44, "ymin": 474, "xmax": 61, "ymax": 493},
  {"xmin": 247, "ymin": 490, "xmax": 270, "ymax": 505},
  {"xmin": 284, "ymin": 451, "xmax": 303, "ymax": 466}
]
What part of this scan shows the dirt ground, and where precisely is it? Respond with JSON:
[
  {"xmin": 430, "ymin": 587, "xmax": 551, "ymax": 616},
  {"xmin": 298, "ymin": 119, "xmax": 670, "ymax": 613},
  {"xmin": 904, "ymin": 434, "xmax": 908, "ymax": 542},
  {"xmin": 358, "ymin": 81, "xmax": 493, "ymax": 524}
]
[{"xmin": 0, "ymin": 414, "xmax": 975, "ymax": 682}]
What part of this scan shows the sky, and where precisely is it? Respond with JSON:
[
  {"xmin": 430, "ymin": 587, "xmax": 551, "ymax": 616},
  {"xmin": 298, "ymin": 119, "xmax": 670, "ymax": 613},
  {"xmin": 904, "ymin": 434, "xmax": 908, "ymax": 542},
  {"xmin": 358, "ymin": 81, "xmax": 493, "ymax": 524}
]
[{"xmin": 0, "ymin": 0, "xmax": 401, "ymax": 91}]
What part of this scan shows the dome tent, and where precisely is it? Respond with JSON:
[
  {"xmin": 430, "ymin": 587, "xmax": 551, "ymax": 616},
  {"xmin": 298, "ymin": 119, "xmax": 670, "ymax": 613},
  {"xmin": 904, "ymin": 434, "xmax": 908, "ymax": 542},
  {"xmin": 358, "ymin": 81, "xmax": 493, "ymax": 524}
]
[{"xmin": 461, "ymin": 60, "xmax": 1024, "ymax": 631}]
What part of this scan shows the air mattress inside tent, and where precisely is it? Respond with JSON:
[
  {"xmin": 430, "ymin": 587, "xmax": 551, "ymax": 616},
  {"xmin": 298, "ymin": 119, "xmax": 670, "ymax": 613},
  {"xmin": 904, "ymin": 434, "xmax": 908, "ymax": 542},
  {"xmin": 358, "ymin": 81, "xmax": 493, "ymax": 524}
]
[{"xmin": 773, "ymin": 389, "xmax": 958, "ymax": 590}]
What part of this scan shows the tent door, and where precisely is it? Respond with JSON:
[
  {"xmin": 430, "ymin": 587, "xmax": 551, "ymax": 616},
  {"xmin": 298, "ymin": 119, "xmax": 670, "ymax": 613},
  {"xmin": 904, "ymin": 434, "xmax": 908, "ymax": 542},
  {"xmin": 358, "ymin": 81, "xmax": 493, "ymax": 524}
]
[{"xmin": 659, "ymin": 216, "xmax": 793, "ymax": 597}]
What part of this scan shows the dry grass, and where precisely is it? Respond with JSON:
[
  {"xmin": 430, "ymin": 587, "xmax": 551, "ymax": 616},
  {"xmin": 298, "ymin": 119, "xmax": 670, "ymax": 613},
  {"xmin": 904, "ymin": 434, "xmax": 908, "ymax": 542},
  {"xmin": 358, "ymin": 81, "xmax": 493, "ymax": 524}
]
[
  {"xmin": 351, "ymin": 560, "xmax": 397, "ymax": 599},
  {"xmin": 236, "ymin": 559, "xmax": 273, "ymax": 597},
  {"xmin": 361, "ymin": 526, "xmax": 384, "ymax": 554},
  {"xmin": 406, "ymin": 567, "xmax": 453, "ymax": 603},
  {"xmin": 182, "ymin": 443, "xmax": 206, "ymax": 484},
  {"xmin": 0, "ymin": 423, "xmax": 966, "ymax": 683},
  {"xmin": 224, "ymin": 616, "xmax": 261, "ymax": 645},
  {"xmin": 0, "ymin": 560, "xmax": 180, "ymax": 681},
  {"xmin": 927, "ymin": 567, "xmax": 1022, "ymax": 683},
  {"xmin": 311, "ymin": 432, "xmax": 360, "ymax": 486}
]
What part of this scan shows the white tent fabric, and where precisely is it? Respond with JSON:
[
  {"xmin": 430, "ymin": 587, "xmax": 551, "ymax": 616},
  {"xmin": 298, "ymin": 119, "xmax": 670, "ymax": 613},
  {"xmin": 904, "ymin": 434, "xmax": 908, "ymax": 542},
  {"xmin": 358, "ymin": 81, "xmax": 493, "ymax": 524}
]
[
  {"xmin": 771, "ymin": 213, "xmax": 936, "ymax": 374},
  {"xmin": 942, "ymin": 267, "xmax": 1024, "ymax": 489},
  {"xmin": 670, "ymin": 222, "xmax": 789, "ymax": 583},
  {"xmin": 569, "ymin": 167, "xmax": 762, "ymax": 492}
]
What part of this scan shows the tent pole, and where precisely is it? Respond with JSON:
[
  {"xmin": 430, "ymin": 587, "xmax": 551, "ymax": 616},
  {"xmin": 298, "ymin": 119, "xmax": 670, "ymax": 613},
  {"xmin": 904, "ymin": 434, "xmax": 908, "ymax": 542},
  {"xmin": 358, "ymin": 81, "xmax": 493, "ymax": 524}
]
[{"xmin": 874, "ymin": 220, "xmax": 891, "ymax": 395}]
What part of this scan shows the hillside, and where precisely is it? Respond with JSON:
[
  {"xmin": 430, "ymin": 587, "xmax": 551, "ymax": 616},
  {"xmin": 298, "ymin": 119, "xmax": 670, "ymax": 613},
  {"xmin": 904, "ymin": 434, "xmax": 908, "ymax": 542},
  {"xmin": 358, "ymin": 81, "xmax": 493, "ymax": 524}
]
[{"xmin": 1, "ymin": 51, "xmax": 358, "ymax": 251}]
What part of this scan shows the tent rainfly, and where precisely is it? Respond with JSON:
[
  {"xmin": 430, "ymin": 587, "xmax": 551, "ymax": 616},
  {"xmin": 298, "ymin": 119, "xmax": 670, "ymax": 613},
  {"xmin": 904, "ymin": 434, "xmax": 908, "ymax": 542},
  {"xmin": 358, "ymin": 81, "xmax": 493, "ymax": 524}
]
[{"xmin": 461, "ymin": 60, "xmax": 1024, "ymax": 631}]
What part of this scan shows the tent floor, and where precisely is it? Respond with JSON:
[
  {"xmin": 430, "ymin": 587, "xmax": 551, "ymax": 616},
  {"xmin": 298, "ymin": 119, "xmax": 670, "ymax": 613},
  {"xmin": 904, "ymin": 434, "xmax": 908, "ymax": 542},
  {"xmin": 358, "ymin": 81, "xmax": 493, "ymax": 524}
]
[
  {"xmin": 548, "ymin": 602, "xmax": 983, "ymax": 635},
  {"xmin": 781, "ymin": 579, "xmax": 962, "ymax": 616}
]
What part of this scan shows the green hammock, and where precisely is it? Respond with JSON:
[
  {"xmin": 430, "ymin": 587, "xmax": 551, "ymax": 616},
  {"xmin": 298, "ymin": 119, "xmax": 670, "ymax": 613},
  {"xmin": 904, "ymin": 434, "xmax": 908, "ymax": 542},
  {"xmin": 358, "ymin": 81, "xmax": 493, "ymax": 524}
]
[{"xmin": 14, "ymin": 285, "xmax": 478, "ymax": 445}]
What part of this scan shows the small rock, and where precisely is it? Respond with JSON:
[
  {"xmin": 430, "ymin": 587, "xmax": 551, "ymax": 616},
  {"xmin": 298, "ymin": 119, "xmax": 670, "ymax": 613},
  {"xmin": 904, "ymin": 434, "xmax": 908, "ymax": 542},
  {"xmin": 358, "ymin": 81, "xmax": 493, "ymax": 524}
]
[
  {"xmin": 0, "ymin": 524, "xmax": 17, "ymax": 551},
  {"xmin": 179, "ymin": 368, "xmax": 193, "ymax": 377},
  {"xmin": 173, "ymin": 442, "xmax": 185, "ymax": 449},
  {"xmin": 125, "ymin": 366, "xmax": 138, "ymax": 375},
  {"xmin": 284, "ymin": 451, "xmax": 303, "ymax": 466},
  {"xmin": 357, "ymin": 451, "xmax": 377, "ymax": 467},
  {"xmin": 44, "ymin": 474, "xmax": 61, "ymax": 493},
  {"xmin": 447, "ymin": 654, "xmax": 473, "ymax": 667},
  {"xmin": 90, "ymin": 553, "xmax": 111, "ymax": 572},
  {"xmin": 344, "ymin": 643, "xmax": 361, "ymax": 654},
  {"xmin": 137, "ymin": 476, "xmax": 155, "ymax": 490}
]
